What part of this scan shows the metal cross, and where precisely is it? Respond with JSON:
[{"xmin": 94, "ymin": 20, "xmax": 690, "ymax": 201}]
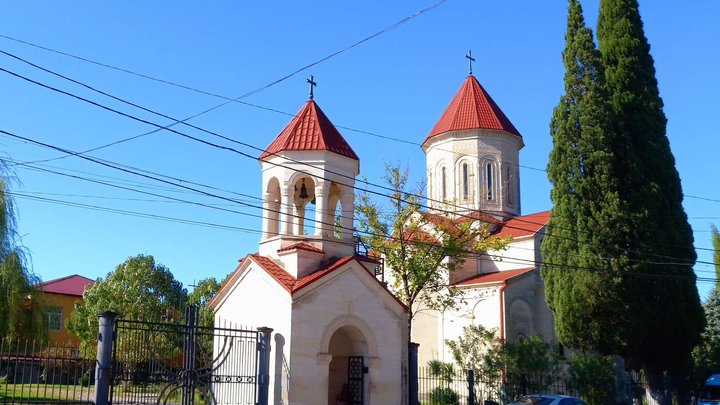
[
  {"xmin": 465, "ymin": 50, "xmax": 476, "ymax": 75},
  {"xmin": 307, "ymin": 75, "xmax": 317, "ymax": 99}
]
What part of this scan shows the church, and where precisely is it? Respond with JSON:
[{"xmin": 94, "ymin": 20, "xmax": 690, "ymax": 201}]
[{"xmin": 209, "ymin": 65, "xmax": 555, "ymax": 404}]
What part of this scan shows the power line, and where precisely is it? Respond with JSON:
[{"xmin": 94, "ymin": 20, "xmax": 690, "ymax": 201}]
[
  {"xmin": 2, "ymin": 64, "xmax": 718, "ymax": 264},
  {"xmin": 5, "ymin": 126, "xmax": 720, "ymax": 286}
]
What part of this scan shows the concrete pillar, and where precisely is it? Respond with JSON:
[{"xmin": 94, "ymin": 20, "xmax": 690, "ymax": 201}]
[
  {"xmin": 314, "ymin": 182, "xmax": 327, "ymax": 237},
  {"xmin": 257, "ymin": 327, "xmax": 274, "ymax": 405},
  {"xmin": 94, "ymin": 311, "xmax": 116, "ymax": 405},
  {"xmin": 279, "ymin": 187, "xmax": 292, "ymax": 235},
  {"xmin": 261, "ymin": 193, "xmax": 272, "ymax": 239},
  {"xmin": 341, "ymin": 191, "xmax": 354, "ymax": 241}
]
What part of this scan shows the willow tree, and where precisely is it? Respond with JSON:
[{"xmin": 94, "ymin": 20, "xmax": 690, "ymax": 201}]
[
  {"xmin": 542, "ymin": 0, "xmax": 628, "ymax": 355},
  {"xmin": 597, "ymin": 0, "xmax": 704, "ymax": 374},
  {"xmin": 355, "ymin": 164, "xmax": 508, "ymax": 341},
  {"xmin": 0, "ymin": 162, "xmax": 45, "ymax": 340}
]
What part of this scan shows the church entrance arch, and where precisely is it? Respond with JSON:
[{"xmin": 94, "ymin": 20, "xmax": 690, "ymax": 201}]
[{"xmin": 321, "ymin": 315, "xmax": 378, "ymax": 405}]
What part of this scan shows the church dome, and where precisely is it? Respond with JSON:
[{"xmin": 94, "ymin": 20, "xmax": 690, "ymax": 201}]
[{"xmin": 423, "ymin": 74, "xmax": 521, "ymax": 147}]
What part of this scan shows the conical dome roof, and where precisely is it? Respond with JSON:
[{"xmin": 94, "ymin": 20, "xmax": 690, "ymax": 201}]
[
  {"xmin": 423, "ymin": 75, "xmax": 521, "ymax": 147},
  {"xmin": 259, "ymin": 99, "xmax": 358, "ymax": 160}
]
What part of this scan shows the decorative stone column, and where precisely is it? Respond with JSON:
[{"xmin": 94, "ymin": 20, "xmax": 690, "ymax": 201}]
[
  {"xmin": 279, "ymin": 186, "xmax": 292, "ymax": 235},
  {"xmin": 314, "ymin": 181, "xmax": 327, "ymax": 237},
  {"xmin": 295, "ymin": 205, "xmax": 305, "ymax": 236},
  {"xmin": 340, "ymin": 190, "xmax": 354, "ymax": 241},
  {"xmin": 261, "ymin": 193, "xmax": 272, "ymax": 239}
]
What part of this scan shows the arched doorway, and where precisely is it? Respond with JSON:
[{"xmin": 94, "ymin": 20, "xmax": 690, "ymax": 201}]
[{"xmin": 327, "ymin": 325, "xmax": 368, "ymax": 405}]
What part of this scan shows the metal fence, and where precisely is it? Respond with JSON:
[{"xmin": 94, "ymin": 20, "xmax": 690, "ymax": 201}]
[
  {"xmin": 418, "ymin": 367, "xmax": 590, "ymax": 405},
  {"xmin": 0, "ymin": 338, "xmax": 95, "ymax": 404}
]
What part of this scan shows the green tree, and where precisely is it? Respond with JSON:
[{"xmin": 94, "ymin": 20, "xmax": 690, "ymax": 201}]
[
  {"xmin": 187, "ymin": 277, "xmax": 220, "ymax": 328},
  {"xmin": 712, "ymin": 225, "xmax": 720, "ymax": 284},
  {"xmin": 446, "ymin": 324, "xmax": 503, "ymax": 380},
  {"xmin": 355, "ymin": 164, "xmax": 507, "ymax": 342},
  {"xmin": 541, "ymin": 0, "xmax": 628, "ymax": 355},
  {"xmin": 67, "ymin": 254, "xmax": 187, "ymax": 349},
  {"xmin": 0, "ymin": 165, "xmax": 45, "ymax": 341},
  {"xmin": 597, "ymin": 0, "xmax": 704, "ymax": 373},
  {"xmin": 693, "ymin": 288, "xmax": 720, "ymax": 383}
]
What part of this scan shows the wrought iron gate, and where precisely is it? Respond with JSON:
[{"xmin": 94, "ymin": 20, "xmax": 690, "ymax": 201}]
[
  {"xmin": 347, "ymin": 356, "xmax": 364, "ymax": 405},
  {"xmin": 109, "ymin": 306, "xmax": 260, "ymax": 404}
]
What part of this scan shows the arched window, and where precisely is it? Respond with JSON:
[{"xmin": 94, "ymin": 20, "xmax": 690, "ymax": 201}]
[
  {"xmin": 486, "ymin": 162, "xmax": 494, "ymax": 200},
  {"xmin": 462, "ymin": 163, "xmax": 469, "ymax": 200},
  {"xmin": 441, "ymin": 167, "xmax": 447, "ymax": 200}
]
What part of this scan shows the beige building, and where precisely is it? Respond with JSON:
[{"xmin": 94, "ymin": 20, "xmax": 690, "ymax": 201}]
[
  {"xmin": 210, "ymin": 97, "xmax": 408, "ymax": 405},
  {"xmin": 412, "ymin": 73, "xmax": 555, "ymax": 366}
]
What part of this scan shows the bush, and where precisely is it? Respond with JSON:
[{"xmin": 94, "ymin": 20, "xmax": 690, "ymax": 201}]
[
  {"xmin": 568, "ymin": 352, "xmax": 615, "ymax": 405},
  {"xmin": 428, "ymin": 387, "xmax": 460, "ymax": 405}
]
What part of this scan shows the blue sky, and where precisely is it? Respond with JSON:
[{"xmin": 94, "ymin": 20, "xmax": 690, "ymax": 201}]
[{"xmin": 0, "ymin": 1, "xmax": 718, "ymax": 300}]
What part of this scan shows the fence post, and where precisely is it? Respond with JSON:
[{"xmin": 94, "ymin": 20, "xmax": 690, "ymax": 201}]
[
  {"xmin": 257, "ymin": 327, "xmax": 273, "ymax": 405},
  {"xmin": 468, "ymin": 369, "xmax": 475, "ymax": 405},
  {"xmin": 409, "ymin": 342, "xmax": 419, "ymax": 405},
  {"xmin": 94, "ymin": 311, "xmax": 116, "ymax": 405}
]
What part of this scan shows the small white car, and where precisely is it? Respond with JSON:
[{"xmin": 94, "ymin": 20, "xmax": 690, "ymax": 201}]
[{"xmin": 508, "ymin": 394, "xmax": 587, "ymax": 405}]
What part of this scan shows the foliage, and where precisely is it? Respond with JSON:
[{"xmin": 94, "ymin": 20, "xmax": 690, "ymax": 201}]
[
  {"xmin": 355, "ymin": 163, "xmax": 508, "ymax": 339},
  {"xmin": 597, "ymin": 0, "xmax": 704, "ymax": 373},
  {"xmin": 0, "ymin": 165, "xmax": 45, "ymax": 341},
  {"xmin": 693, "ymin": 288, "xmax": 720, "ymax": 384},
  {"xmin": 427, "ymin": 360, "xmax": 456, "ymax": 386},
  {"xmin": 188, "ymin": 277, "xmax": 220, "ymax": 328},
  {"xmin": 446, "ymin": 324, "xmax": 503, "ymax": 380},
  {"xmin": 541, "ymin": 0, "xmax": 630, "ymax": 357},
  {"xmin": 567, "ymin": 352, "xmax": 615, "ymax": 405},
  {"xmin": 446, "ymin": 328, "xmax": 559, "ymax": 401},
  {"xmin": 712, "ymin": 225, "xmax": 720, "ymax": 285},
  {"xmin": 67, "ymin": 254, "xmax": 187, "ymax": 351},
  {"xmin": 427, "ymin": 387, "xmax": 460, "ymax": 405}
]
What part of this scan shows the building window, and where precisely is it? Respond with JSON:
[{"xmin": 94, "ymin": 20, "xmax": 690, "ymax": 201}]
[
  {"xmin": 486, "ymin": 162, "xmax": 494, "ymax": 200},
  {"xmin": 441, "ymin": 167, "xmax": 447, "ymax": 200},
  {"xmin": 47, "ymin": 307, "xmax": 62, "ymax": 330},
  {"xmin": 462, "ymin": 163, "xmax": 469, "ymax": 200}
]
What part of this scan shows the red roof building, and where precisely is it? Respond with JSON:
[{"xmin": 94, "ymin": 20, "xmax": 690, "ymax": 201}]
[
  {"xmin": 423, "ymin": 74, "xmax": 521, "ymax": 147},
  {"xmin": 37, "ymin": 274, "xmax": 94, "ymax": 297},
  {"xmin": 259, "ymin": 99, "xmax": 358, "ymax": 161}
]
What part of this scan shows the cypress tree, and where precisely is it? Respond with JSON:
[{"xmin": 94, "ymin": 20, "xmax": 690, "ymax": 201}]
[
  {"xmin": 597, "ymin": 0, "xmax": 704, "ymax": 373},
  {"xmin": 712, "ymin": 225, "xmax": 720, "ymax": 285},
  {"xmin": 542, "ymin": 0, "xmax": 628, "ymax": 355}
]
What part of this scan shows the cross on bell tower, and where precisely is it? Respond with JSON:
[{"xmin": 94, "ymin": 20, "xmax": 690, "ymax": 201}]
[{"xmin": 465, "ymin": 50, "xmax": 475, "ymax": 75}]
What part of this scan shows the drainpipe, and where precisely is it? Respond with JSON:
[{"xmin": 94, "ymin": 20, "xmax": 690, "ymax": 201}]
[{"xmin": 498, "ymin": 281, "xmax": 507, "ymax": 343}]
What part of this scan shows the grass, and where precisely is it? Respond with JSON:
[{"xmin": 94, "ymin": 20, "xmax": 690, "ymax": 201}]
[{"xmin": 0, "ymin": 383, "xmax": 93, "ymax": 402}]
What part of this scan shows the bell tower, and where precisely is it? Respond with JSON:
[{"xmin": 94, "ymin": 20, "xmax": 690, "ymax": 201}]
[
  {"xmin": 257, "ymin": 88, "xmax": 359, "ymax": 274},
  {"xmin": 423, "ymin": 60, "xmax": 524, "ymax": 220}
]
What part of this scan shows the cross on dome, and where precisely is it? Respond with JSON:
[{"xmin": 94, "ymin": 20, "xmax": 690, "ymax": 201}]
[
  {"xmin": 307, "ymin": 75, "xmax": 317, "ymax": 99},
  {"xmin": 465, "ymin": 50, "xmax": 475, "ymax": 75}
]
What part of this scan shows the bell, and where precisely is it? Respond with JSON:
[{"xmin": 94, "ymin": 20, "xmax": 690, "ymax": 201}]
[{"xmin": 299, "ymin": 179, "xmax": 309, "ymax": 199}]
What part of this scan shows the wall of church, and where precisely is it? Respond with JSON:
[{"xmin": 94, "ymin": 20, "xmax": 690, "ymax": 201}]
[
  {"xmin": 503, "ymin": 271, "xmax": 555, "ymax": 344},
  {"xmin": 413, "ymin": 286, "xmax": 502, "ymax": 367},
  {"xmin": 488, "ymin": 237, "xmax": 539, "ymax": 271},
  {"xmin": 289, "ymin": 266, "xmax": 407, "ymax": 405},
  {"xmin": 213, "ymin": 264, "xmax": 293, "ymax": 405}
]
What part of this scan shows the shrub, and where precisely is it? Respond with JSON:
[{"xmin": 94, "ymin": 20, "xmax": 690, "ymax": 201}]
[
  {"xmin": 427, "ymin": 387, "xmax": 460, "ymax": 405},
  {"xmin": 568, "ymin": 352, "xmax": 615, "ymax": 405}
]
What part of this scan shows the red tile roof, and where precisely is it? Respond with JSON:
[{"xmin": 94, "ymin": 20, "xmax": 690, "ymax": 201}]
[
  {"xmin": 37, "ymin": 274, "xmax": 94, "ymax": 296},
  {"xmin": 495, "ymin": 210, "xmax": 550, "ymax": 238},
  {"xmin": 423, "ymin": 75, "xmax": 521, "ymax": 146},
  {"xmin": 277, "ymin": 243, "xmax": 324, "ymax": 254},
  {"xmin": 454, "ymin": 267, "xmax": 535, "ymax": 286},
  {"xmin": 259, "ymin": 99, "xmax": 359, "ymax": 160},
  {"xmin": 211, "ymin": 254, "xmax": 406, "ymax": 311}
]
